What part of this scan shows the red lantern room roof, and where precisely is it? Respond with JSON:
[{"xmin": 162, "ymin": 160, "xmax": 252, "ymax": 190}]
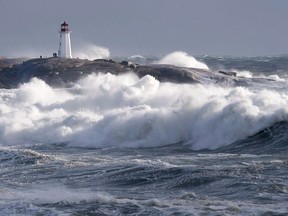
[{"xmin": 61, "ymin": 21, "xmax": 69, "ymax": 27}]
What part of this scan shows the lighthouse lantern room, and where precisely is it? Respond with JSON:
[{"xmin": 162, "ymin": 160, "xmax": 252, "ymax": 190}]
[{"xmin": 58, "ymin": 21, "xmax": 72, "ymax": 58}]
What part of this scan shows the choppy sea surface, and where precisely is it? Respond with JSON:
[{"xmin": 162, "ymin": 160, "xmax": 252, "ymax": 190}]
[{"xmin": 1, "ymin": 53, "xmax": 288, "ymax": 215}]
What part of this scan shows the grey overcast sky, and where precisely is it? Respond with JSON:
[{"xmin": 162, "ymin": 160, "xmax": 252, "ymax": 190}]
[{"xmin": 1, "ymin": 0, "xmax": 288, "ymax": 57}]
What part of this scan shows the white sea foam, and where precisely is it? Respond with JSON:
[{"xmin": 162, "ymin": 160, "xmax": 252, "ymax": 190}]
[
  {"xmin": 128, "ymin": 55, "xmax": 145, "ymax": 59},
  {"xmin": 156, "ymin": 51, "xmax": 209, "ymax": 70},
  {"xmin": 20, "ymin": 186, "xmax": 115, "ymax": 204},
  {"xmin": 74, "ymin": 44, "xmax": 110, "ymax": 60},
  {"xmin": 1, "ymin": 73, "xmax": 288, "ymax": 150},
  {"xmin": 234, "ymin": 70, "xmax": 253, "ymax": 78},
  {"xmin": 231, "ymin": 69, "xmax": 286, "ymax": 81}
]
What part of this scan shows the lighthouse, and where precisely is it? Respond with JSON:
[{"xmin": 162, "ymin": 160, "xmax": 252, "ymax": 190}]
[{"xmin": 58, "ymin": 21, "xmax": 72, "ymax": 58}]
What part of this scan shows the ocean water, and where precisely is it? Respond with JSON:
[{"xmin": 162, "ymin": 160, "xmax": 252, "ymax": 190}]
[{"xmin": 0, "ymin": 52, "xmax": 288, "ymax": 215}]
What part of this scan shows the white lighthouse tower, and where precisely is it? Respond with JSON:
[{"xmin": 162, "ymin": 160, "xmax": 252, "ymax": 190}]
[{"xmin": 58, "ymin": 21, "xmax": 72, "ymax": 58}]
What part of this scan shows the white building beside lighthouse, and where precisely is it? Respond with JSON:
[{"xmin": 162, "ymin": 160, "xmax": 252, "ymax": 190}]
[{"xmin": 58, "ymin": 21, "xmax": 72, "ymax": 58}]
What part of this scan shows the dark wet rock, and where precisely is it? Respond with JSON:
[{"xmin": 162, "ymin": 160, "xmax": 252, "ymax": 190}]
[
  {"xmin": 0, "ymin": 57, "xmax": 253, "ymax": 89},
  {"xmin": 121, "ymin": 60, "xmax": 137, "ymax": 69},
  {"xmin": 218, "ymin": 70, "xmax": 237, "ymax": 77},
  {"xmin": 0, "ymin": 58, "xmax": 131, "ymax": 88},
  {"xmin": 135, "ymin": 65, "xmax": 198, "ymax": 83},
  {"xmin": 120, "ymin": 60, "xmax": 129, "ymax": 66},
  {"xmin": 93, "ymin": 59, "xmax": 116, "ymax": 63}
]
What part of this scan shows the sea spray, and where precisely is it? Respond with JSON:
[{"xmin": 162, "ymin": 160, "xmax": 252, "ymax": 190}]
[
  {"xmin": 156, "ymin": 51, "xmax": 209, "ymax": 70},
  {"xmin": 1, "ymin": 73, "xmax": 288, "ymax": 149},
  {"xmin": 231, "ymin": 69, "xmax": 285, "ymax": 81},
  {"xmin": 74, "ymin": 43, "xmax": 110, "ymax": 60}
]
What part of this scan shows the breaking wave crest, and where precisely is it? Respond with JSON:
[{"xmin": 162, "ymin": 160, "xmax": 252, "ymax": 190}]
[
  {"xmin": 156, "ymin": 51, "xmax": 209, "ymax": 70},
  {"xmin": 1, "ymin": 73, "xmax": 288, "ymax": 150},
  {"xmin": 74, "ymin": 44, "xmax": 110, "ymax": 60}
]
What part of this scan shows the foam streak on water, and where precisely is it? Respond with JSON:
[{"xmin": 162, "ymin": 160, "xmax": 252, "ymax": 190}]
[{"xmin": 0, "ymin": 144, "xmax": 287, "ymax": 215}]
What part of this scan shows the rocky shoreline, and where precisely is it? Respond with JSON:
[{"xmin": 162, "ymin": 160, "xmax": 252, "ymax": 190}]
[{"xmin": 0, "ymin": 57, "xmax": 252, "ymax": 89}]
